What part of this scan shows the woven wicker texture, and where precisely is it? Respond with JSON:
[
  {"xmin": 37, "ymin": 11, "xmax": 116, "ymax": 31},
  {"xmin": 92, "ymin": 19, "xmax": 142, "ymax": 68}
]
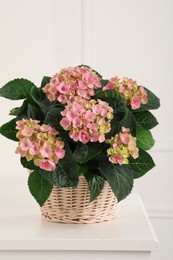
[{"xmin": 41, "ymin": 176, "xmax": 118, "ymax": 224}]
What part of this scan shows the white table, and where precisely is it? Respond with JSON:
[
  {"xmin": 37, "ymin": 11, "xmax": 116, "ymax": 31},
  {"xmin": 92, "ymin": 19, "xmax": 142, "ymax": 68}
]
[{"xmin": 0, "ymin": 178, "xmax": 159, "ymax": 260}]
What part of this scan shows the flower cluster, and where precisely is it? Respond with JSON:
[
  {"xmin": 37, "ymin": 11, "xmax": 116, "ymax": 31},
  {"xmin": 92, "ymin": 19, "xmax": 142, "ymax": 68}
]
[
  {"xmin": 103, "ymin": 77, "xmax": 148, "ymax": 109},
  {"xmin": 60, "ymin": 97, "xmax": 113, "ymax": 144},
  {"xmin": 106, "ymin": 127, "xmax": 139, "ymax": 164},
  {"xmin": 0, "ymin": 65, "xmax": 160, "ymax": 207},
  {"xmin": 15, "ymin": 119, "xmax": 65, "ymax": 171},
  {"xmin": 43, "ymin": 66, "xmax": 102, "ymax": 104}
]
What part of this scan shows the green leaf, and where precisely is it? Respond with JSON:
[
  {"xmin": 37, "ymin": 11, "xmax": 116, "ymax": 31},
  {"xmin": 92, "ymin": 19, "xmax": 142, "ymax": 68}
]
[
  {"xmin": 31, "ymin": 87, "xmax": 56, "ymax": 113},
  {"xmin": 136, "ymin": 125, "xmax": 155, "ymax": 150},
  {"xmin": 78, "ymin": 164, "xmax": 88, "ymax": 175},
  {"xmin": 0, "ymin": 78, "xmax": 37, "ymax": 103},
  {"xmin": 26, "ymin": 103, "xmax": 44, "ymax": 121},
  {"xmin": 0, "ymin": 118, "xmax": 18, "ymax": 141},
  {"xmin": 44, "ymin": 107, "xmax": 70, "ymax": 140},
  {"xmin": 95, "ymin": 89, "xmax": 126, "ymax": 112},
  {"xmin": 73, "ymin": 142, "xmax": 103, "ymax": 163},
  {"xmin": 40, "ymin": 142, "xmax": 79, "ymax": 188},
  {"xmin": 84, "ymin": 172, "xmax": 105, "ymax": 202},
  {"xmin": 40, "ymin": 76, "xmax": 51, "ymax": 88},
  {"xmin": 105, "ymin": 112, "xmax": 122, "ymax": 138},
  {"xmin": 99, "ymin": 157, "xmax": 133, "ymax": 202},
  {"xmin": 136, "ymin": 88, "xmax": 160, "ymax": 111},
  {"xmin": 44, "ymin": 107, "xmax": 62, "ymax": 130},
  {"xmin": 28, "ymin": 170, "xmax": 53, "ymax": 206},
  {"xmin": 133, "ymin": 111, "xmax": 158, "ymax": 130},
  {"xmin": 10, "ymin": 100, "xmax": 44, "ymax": 122},
  {"xmin": 101, "ymin": 79, "xmax": 109, "ymax": 87},
  {"xmin": 9, "ymin": 100, "xmax": 28, "ymax": 116},
  {"xmin": 21, "ymin": 157, "xmax": 38, "ymax": 170},
  {"xmin": 129, "ymin": 149, "xmax": 155, "ymax": 179},
  {"xmin": 121, "ymin": 109, "xmax": 136, "ymax": 135}
]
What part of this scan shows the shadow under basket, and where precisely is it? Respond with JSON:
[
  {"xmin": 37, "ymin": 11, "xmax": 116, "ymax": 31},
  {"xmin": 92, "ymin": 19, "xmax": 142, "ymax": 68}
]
[{"xmin": 41, "ymin": 176, "xmax": 118, "ymax": 224}]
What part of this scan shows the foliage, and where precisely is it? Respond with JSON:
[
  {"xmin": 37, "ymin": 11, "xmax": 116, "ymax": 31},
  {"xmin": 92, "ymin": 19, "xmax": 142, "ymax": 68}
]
[{"xmin": 0, "ymin": 66, "xmax": 160, "ymax": 206}]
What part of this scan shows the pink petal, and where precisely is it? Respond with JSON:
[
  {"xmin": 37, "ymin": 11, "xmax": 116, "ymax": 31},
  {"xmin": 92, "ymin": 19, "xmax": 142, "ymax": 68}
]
[
  {"xmin": 40, "ymin": 124, "xmax": 51, "ymax": 132},
  {"xmin": 40, "ymin": 160, "xmax": 56, "ymax": 171},
  {"xmin": 120, "ymin": 133, "xmax": 130, "ymax": 144},
  {"xmin": 21, "ymin": 126, "xmax": 34, "ymax": 137},
  {"xmin": 29, "ymin": 143, "xmax": 40, "ymax": 155},
  {"xmin": 69, "ymin": 130, "xmax": 79, "ymax": 142},
  {"xmin": 90, "ymin": 133, "xmax": 99, "ymax": 142},
  {"xmin": 122, "ymin": 127, "xmax": 130, "ymax": 134},
  {"xmin": 57, "ymin": 94, "xmax": 68, "ymax": 104},
  {"xmin": 20, "ymin": 138, "xmax": 32, "ymax": 151},
  {"xmin": 131, "ymin": 96, "xmax": 141, "ymax": 109},
  {"xmin": 40, "ymin": 146, "xmax": 52, "ymax": 158},
  {"xmin": 78, "ymin": 129, "xmax": 89, "ymax": 144},
  {"xmin": 55, "ymin": 147, "xmax": 65, "ymax": 159},
  {"xmin": 16, "ymin": 120, "xmax": 27, "ymax": 130},
  {"xmin": 99, "ymin": 134, "xmax": 105, "ymax": 143},
  {"xmin": 109, "ymin": 155, "xmax": 124, "ymax": 164},
  {"xmin": 60, "ymin": 118, "xmax": 71, "ymax": 129},
  {"xmin": 84, "ymin": 110, "xmax": 96, "ymax": 122},
  {"xmin": 92, "ymin": 104, "xmax": 102, "ymax": 114},
  {"xmin": 57, "ymin": 82, "xmax": 69, "ymax": 94}
]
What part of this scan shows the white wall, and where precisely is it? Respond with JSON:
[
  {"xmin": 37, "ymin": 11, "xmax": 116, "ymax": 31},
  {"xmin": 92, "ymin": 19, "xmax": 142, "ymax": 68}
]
[{"xmin": 0, "ymin": 0, "xmax": 173, "ymax": 259}]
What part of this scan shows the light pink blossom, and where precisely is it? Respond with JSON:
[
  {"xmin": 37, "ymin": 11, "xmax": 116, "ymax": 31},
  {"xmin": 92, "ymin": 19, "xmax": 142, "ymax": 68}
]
[
  {"xmin": 103, "ymin": 77, "xmax": 148, "ymax": 109},
  {"xmin": 42, "ymin": 66, "xmax": 102, "ymax": 104},
  {"xmin": 79, "ymin": 129, "xmax": 90, "ymax": 144},
  {"xmin": 60, "ymin": 118, "xmax": 71, "ymax": 129},
  {"xmin": 106, "ymin": 127, "xmax": 139, "ymax": 165},
  {"xmin": 131, "ymin": 95, "xmax": 141, "ymax": 109},
  {"xmin": 40, "ymin": 146, "xmax": 52, "ymax": 158},
  {"xmin": 109, "ymin": 154, "xmax": 124, "ymax": 164},
  {"xmin": 55, "ymin": 147, "xmax": 65, "ymax": 159},
  {"xmin": 15, "ymin": 119, "xmax": 65, "ymax": 171},
  {"xmin": 40, "ymin": 160, "xmax": 56, "ymax": 171},
  {"xmin": 60, "ymin": 98, "xmax": 114, "ymax": 144}
]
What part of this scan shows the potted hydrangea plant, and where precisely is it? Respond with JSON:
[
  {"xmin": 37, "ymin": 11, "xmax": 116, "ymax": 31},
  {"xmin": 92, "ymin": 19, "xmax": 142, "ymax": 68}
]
[{"xmin": 0, "ymin": 65, "xmax": 160, "ymax": 223}]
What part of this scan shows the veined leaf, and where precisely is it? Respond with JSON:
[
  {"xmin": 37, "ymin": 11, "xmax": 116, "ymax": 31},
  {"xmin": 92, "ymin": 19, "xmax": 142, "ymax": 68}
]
[
  {"xmin": 133, "ymin": 110, "xmax": 158, "ymax": 130},
  {"xmin": 0, "ymin": 78, "xmax": 37, "ymax": 104},
  {"xmin": 95, "ymin": 89, "xmax": 126, "ymax": 112},
  {"xmin": 129, "ymin": 149, "xmax": 155, "ymax": 178},
  {"xmin": 21, "ymin": 157, "xmax": 38, "ymax": 170},
  {"xmin": 9, "ymin": 100, "xmax": 28, "ymax": 116},
  {"xmin": 28, "ymin": 170, "xmax": 53, "ymax": 206},
  {"xmin": 136, "ymin": 125, "xmax": 155, "ymax": 150},
  {"xmin": 40, "ymin": 76, "xmax": 51, "ymax": 88},
  {"xmin": 121, "ymin": 109, "xmax": 136, "ymax": 135},
  {"xmin": 99, "ymin": 157, "xmax": 133, "ymax": 202},
  {"xmin": 84, "ymin": 172, "xmax": 105, "ymax": 202},
  {"xmin": 101, "ymin": 79, "xmax": 109, "ymax": 87},
  {"xmin": 44, "ymin": 107, "xmax": 63, "ymax": 130},
  {"xmin": 136, "ymin": 88, "xmax": 160, "ymax": 111},
  {"xmin": 40, "ymin": 142, "xmax": 79, "ymax": 188},
  {"xmin": 74, "ymin": 142, "xmax": 103, "ymax": 163},
  {"xmin": 26, "ymin": 104, "xmax": 44, "ymax": 121},
  {"xmin": 0, "ymin": 118, "xmax": 18, "ymax": 141},
  {"xmin": 44, "ymin": 107, "xmax": 70, "ymax": 140},
  {"xmin": 31, "ymin": 87, "xmax": 56, "ymax": 113}
]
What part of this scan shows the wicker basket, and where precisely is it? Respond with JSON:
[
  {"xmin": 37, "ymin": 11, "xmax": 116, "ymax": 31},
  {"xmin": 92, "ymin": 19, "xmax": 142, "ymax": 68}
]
[{"xmin": 41, "ymin": 176, "xmax": 118, "ymax": 224}]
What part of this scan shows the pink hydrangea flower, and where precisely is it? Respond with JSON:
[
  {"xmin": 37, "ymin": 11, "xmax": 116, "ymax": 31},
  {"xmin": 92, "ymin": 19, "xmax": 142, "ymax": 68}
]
[
  {"xmin": 42, "ymin": 66, "xmax": 102, "ymax": 104},
  {"xmin": 103, "ymin": 77, "xmax": 148, "ymax": 109},
  {"xmin": 60, "ymin": 97, "xmax": 114, "ymax": 144},
  {"xmin": 15, "ymin": 119, "xmax": 65, "ymax": 171},
  {"xmin": 40, "ymin": 160, "xmax": 56, "ymax": 171},
  {"xmin": 106, "ymin": 127, "xmax": 139, "ymax": 165}
]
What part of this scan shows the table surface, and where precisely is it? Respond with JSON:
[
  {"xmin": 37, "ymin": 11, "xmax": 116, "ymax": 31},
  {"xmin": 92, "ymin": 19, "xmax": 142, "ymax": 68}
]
[{"xmin": 0, "ymin": 177, "xmax": 159, "ymax": 251}]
